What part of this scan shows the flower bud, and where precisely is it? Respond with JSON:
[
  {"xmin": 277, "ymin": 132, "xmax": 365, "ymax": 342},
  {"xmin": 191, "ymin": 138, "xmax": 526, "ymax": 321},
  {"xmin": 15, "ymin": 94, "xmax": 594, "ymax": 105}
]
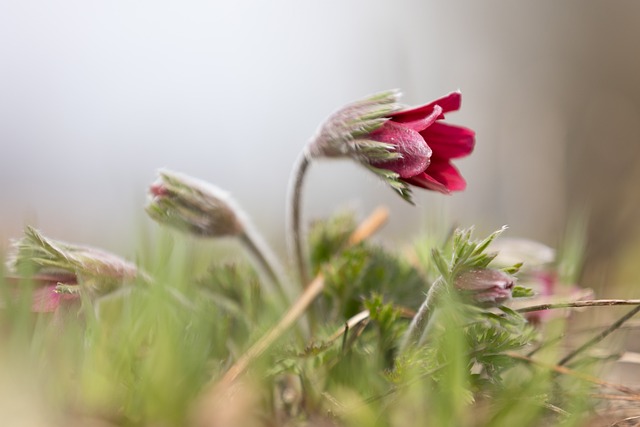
[
  {"xmin": 5, "ymin": 227, "xmax": 138, "ymax": 311},
  {"xmin": 146, "ymin": 169, "xmax": 244, "ymax": 238},
  {"xmin": 454, "ymin": 268, "xmax": 515, "ymax": 307},
  {"xmin": 31, "ymin": 284, "xmax": 81, "ymax": 313}
]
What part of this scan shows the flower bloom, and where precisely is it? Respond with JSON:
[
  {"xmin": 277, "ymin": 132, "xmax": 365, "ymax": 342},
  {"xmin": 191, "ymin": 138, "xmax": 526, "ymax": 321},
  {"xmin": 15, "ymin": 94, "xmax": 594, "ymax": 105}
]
[
  {"xmin": 369, "ymin": 91, "xmax": 475, "ymax": 194},
  {"xmin": 454, "ymin": 268, "xmax": 515, "ymax": 307}
]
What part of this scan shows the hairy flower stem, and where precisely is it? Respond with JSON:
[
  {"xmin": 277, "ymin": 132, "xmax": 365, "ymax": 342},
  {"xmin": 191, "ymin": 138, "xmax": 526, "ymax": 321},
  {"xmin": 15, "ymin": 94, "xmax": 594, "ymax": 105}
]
[
  {"xmin": 238, "ymin": 228, "xmax": 290, "ymax": 305},
  {"xmin": 399, "ymin": 277, "xmax": 446, "ymax": 354},
  {"xmin": 287, "ymin": 148, "xmax": 312, "ymax": 288}
]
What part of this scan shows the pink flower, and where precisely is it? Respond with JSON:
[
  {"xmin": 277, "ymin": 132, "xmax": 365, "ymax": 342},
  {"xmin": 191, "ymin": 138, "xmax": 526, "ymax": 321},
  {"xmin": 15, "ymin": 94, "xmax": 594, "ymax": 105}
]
[
  {"xmin": 522, "ymin": 271, "xmax": 594, "ymax": 326},
  {"xmin": 454, "ymin": 268, "xmax": 515, "ymax": 307},
  {"xmin": 31, "ymin": 283, "xmax": 81, "ymax": 313},
  {"xmin": 369, "ymin": 91, "xmax": 475, "ymax": 194},
  {"xmin": 3, "ymin": 273, "xmax": 81, "ymax": 313},
  {"xmin": 5, "ymin": 227, "xmax": 139, "ymax": 313}
]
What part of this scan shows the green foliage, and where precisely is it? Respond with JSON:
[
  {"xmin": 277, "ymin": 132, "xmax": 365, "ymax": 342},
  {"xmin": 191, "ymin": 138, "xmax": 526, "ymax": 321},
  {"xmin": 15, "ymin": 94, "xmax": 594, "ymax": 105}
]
[
  {"xmin": 364, "ymin": 164, "xmax": 414, "ymax": 204},
  {"xmin": 321, "ymin": 244, "xmax": 426, "ymax": 320},
  {"xmin": 513, "ymin": 286, "xmax": 535, "ymax": 298},
  {"xmin": 0, "ymin": 214, "xmax": 603, "ymax": 426},
  {"xmin": 466, "ymin": 306, "xmax": 537, "ymax": 383},
  {"xmin": 440, "ymin": 226, "xmax": 507, "ymax": 283},
  {"xmin": 308, "ymin": 211, "xmax": 357, "ymax": 274},
  {"xmin": 364, "ymin": 294, "xmax": 407, "ymax": 367},
  {"xmin": 309, "ymin": 212, "xmax": 426, "ymax": 322}
]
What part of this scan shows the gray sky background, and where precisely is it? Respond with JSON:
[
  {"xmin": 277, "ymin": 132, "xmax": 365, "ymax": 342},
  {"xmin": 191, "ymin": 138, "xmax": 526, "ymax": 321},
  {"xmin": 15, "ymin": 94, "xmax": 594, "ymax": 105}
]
[{"xmin": 1, "ymin": 1, "xmax": 639, "ymax": 269}]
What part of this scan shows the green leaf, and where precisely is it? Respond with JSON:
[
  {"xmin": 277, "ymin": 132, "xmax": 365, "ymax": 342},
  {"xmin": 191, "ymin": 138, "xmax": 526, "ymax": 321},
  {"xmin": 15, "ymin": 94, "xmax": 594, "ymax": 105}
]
[
  {"xmin": 363, "ymin": 164, "xmax": 414, "ymax": 204},
  {"xmin": 431, "ymin": 248, "xmax": 450, "ymax": 279},
  {"xmin": 308, "ymin": 211, "xmax": 357, "ymax": 274},
  {"xmin": 512, "ymin": 286, "xmax": 535, "ymax": 298}
]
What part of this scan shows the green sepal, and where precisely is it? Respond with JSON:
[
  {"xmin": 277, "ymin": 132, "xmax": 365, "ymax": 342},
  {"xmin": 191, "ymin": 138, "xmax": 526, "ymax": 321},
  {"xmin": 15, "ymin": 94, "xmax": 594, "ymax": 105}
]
[
  {"xmin": 364, "ymin": 164, "xmax": 414, "ymax": 204},
  {"xmin": 512, "ymin": 286, "xmax": 535, "ymax": 298},
  {"xmin": 501, "ymin": 262, "xmax": 523, "ymax": 275}
]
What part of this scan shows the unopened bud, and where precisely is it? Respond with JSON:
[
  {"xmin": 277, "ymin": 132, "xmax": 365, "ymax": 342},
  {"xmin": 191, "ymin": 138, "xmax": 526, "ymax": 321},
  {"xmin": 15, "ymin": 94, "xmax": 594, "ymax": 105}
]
[
  {"xmin": 6, "ymin": 227, "xmax": 138, "ymax": 311},
  {"xmin": 454, "ymin": 269, "xmax": 515, "ymax": 307},
  {"xmin": 146, "ymin": 169, "xmax": 244, "ymax": 238}
]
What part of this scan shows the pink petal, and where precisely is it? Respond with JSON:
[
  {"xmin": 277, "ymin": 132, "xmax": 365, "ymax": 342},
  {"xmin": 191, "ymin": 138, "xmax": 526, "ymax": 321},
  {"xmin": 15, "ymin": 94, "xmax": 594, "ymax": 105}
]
[
  {"xmin": 369, "ymin": 122, "xmax": 432, "ymax": 179},
  {"xmin": 405, "ymin": 159, "xmax": 467, "ymax": 193},
  {"xmin": 389, "ymin": 91, "xmax": 462, "ymax": 123},
  {"xmin": 32, "ymin": 285, "xmax": 63, "ymax": 312},
  {"xmin": 150, "ymin": 182, "xmax": 169, "ymax": 197},
  {"xmin": 393, "ymin": 105, "xmax": 442, "ymax": 133},
  {"xmin": 32, "ymin": 285, "xmax": 80, "ymax": 313},
  {"xmin": 421, "ymin": 122, "xmax": 475, "ymax": 159},
  {"xmin": 403, "ymin": 173, "xmax": 450, "ymax": 194},
  {"xmin": 425, "ymin": 159, "xmax": 467, "ymax": 191}
]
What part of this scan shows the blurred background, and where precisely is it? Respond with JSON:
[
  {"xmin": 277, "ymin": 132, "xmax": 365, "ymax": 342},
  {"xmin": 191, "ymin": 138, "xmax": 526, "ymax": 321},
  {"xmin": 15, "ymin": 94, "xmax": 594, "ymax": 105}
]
[{"xmin": 1, "ymin": 0, "xmax": 639, "ymax": 290}]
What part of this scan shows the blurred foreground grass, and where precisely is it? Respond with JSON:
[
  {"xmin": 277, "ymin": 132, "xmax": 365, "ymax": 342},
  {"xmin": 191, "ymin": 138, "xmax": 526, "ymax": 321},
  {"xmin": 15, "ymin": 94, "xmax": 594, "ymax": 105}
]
[{"xmin": 0, "ymin": 213, "xmax": 638, "ymax": 427}]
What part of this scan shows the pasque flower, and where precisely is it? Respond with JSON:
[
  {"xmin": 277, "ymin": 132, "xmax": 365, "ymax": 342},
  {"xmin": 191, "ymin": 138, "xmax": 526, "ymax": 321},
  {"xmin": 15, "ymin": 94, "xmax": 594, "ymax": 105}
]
[
  {"xmin": 454, "ymin": 268, "xmax": 515, "ymax": 307},
  {"xmin": 367, "ymin": 91, "xmax": 475, "ymax": 195},
  {"xmin": 147, "ymin": 169, "xmax": 244, "ymax": 238},
  {"xmin": 147, "ymin": 169, "xmax": 291, "ymax": 304},
  {"xmin": 290, "ymin": 90, "xmax": 475, "ymax": 285},
  {"xmin": 307, "ymin": 90, "xmax": 475, "ymax": 198},
  {"xmin": 5, "ymin": 227, "xmax": 138, "ymax": 312}
]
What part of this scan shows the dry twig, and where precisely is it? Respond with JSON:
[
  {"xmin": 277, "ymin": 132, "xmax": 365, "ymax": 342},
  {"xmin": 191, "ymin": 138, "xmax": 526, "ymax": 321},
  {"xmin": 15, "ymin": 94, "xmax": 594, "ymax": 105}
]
[
  {"xmin": 505, "ymin": 352, "xmax": 640, "ymax": 397},
  {"xmin": 211, "ymin": 207, "xmax": 388, "ymax": 390}
]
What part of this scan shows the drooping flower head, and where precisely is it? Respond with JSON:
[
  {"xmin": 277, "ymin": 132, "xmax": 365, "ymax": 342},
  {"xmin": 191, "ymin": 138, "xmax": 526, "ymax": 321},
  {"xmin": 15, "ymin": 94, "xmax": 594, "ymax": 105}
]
[
  {"xmin": 369, "ymin": 91, "xmax": 475, "ymax": 196},
  {"xmin": 309, "ymin": 90, "xmax": 475, "ymax": 202},
  {"xmin": 5, "ymin": 227, "xmax": 139, "ymax": 312},
  {"xmin": 147, "ymin": 170, "xmax": 291, "ymax": 303},
  {"xmin": 146, "ymin": 169, "xmax": 245, "ymax": 238}
]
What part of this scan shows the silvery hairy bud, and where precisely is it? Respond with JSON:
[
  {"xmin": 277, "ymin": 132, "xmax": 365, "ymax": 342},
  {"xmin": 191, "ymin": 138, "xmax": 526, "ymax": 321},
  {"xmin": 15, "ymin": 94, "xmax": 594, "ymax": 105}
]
[
  {"xmin": 146, "ymin": 169, "xmax": 244, "ymax": 238},
  {"xmin": 5, "ymin": 226, "xmax": 138, "ymax": 311},
  {"xmin": 454, "ymin": 268, "xmax": 515, "ymax": 307}
]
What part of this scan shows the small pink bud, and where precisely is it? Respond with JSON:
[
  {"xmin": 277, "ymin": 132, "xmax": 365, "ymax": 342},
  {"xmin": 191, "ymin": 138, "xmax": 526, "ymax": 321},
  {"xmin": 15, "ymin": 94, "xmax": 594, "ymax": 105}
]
[
  {"xmin": 150, "ymin": 182, "xmax": 169, "ymax": 197},
  {"xmin": 454, "ymin": 269, "xmax": 515, "ymax": 307},
  {"xmin": 5, "ymin": 227, "xmax": 138, "ymax": 312},
  {"xmin": 31, "ymin": 284, "xmax": 81, "ymax": 313}
]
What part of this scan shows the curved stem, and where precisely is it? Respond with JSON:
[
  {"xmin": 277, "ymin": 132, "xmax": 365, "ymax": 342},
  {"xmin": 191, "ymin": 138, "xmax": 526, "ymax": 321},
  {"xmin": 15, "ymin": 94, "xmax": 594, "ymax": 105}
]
[
  {"xmin": 287, "ymin": 148, "xmax": 312, "ymax": 287},
  {"xmin": 238, "ymin": 226, "xmax": 290, "ymax": 305},
  {"xmin": 398, "ymin": 277, "xmax": 446, "ymax": 354}
]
